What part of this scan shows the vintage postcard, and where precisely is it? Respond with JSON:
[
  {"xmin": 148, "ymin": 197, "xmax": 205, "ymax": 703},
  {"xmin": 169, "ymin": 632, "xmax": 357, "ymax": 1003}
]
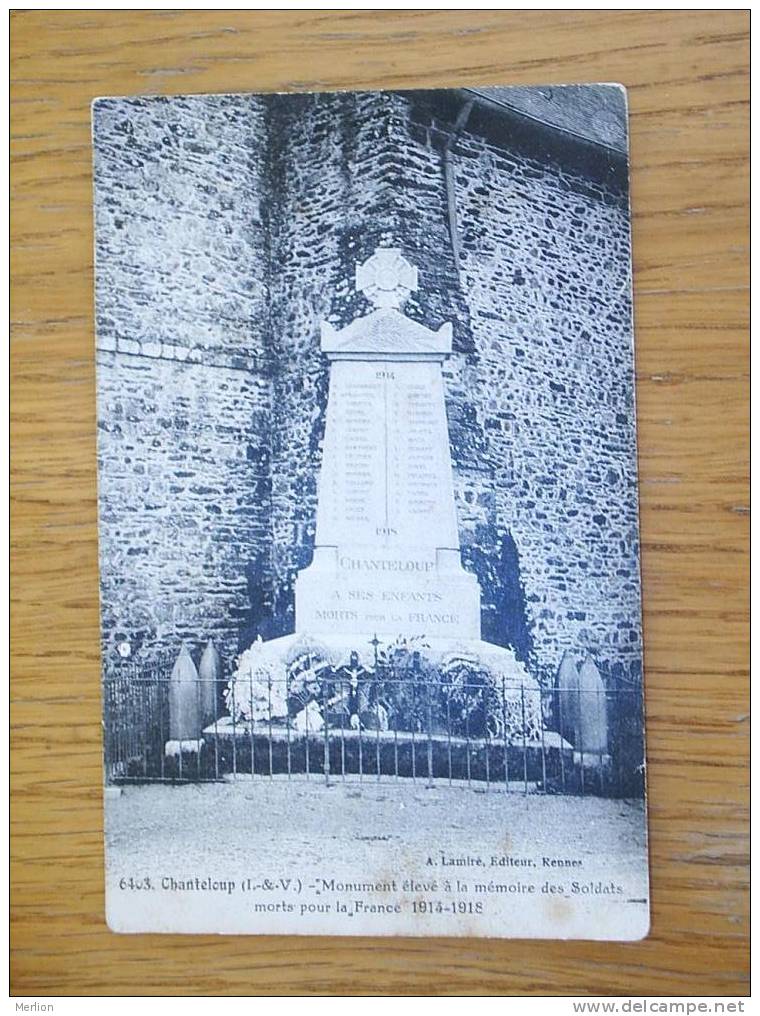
[{"xmin": 93, "ymin": 83, "xmax": 649, "ymax": 939}]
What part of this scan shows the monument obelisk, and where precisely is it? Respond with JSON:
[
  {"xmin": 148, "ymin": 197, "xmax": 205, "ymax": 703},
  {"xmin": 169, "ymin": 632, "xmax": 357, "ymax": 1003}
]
[{"xmin": 295, "ymin": 247, "xmax": 482, "ymax": 642}]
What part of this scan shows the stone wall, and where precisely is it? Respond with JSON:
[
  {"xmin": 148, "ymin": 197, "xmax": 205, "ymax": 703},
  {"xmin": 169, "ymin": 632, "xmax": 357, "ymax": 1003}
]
[
  {"xmin": 94, "ymin": 87, "xmax": 641, "ymax": 683},
  {"xmin": 95, "ymin": 353, "xmax": 271, "ymax": 658},
  {"xmin": 93, "ymin": 94, "xmax": 273, "ymax": 664},
  {"xmin": 450, "ymin": 114, "xmax": 640, "ymax": 677},
  {"xmin": 263, "ymin": 91, "xmax": 473, "ymax": 635}
]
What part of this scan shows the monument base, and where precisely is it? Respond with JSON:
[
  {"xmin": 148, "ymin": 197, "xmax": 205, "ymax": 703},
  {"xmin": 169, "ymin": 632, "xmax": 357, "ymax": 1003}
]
[
  {"xmin": 224, "ymin": 630, "xmax": 543, "ymax": 745},
  {"xmin": 201, "ymin": 718, "xmax": 569, "ymax": 786}
]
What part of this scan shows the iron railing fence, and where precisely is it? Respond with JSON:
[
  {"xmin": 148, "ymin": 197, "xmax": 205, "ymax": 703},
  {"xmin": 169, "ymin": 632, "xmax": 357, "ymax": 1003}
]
[{"xmin": 103, "ymin": 654, "xmax": 645, "ymax": 797}]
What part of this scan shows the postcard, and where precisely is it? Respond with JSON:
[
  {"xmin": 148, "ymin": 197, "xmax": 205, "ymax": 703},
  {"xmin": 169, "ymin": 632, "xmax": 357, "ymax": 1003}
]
[{"xmin": 93, "ymin": 83, "xmax": 649, "ymax": 938}]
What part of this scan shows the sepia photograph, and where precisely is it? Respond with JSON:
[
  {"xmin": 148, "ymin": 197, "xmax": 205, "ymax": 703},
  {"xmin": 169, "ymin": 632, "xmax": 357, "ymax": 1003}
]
[
  {"xmin": 11, "ymin": 8, "xmax": 748, "ymax": 1000},
  {"xmin": 94, "ymin": 84, "xmax": 648, "ymax": 939}
]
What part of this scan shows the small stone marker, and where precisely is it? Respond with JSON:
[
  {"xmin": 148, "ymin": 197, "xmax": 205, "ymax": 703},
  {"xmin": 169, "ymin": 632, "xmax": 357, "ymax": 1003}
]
[
  {"xmin": 554, "ymin": 649, "xmax": 581, "ymax": 745},
  {"xmin": 575, "ymin": 654, "xmax": 609, "ymax": 764},
  {"xmin": 168, "ymin": 642, "xmax": 202, "ymax": 746},
  {"xmin": 198, "ymin": 638, "xmax": 222, "ymax": 727}
]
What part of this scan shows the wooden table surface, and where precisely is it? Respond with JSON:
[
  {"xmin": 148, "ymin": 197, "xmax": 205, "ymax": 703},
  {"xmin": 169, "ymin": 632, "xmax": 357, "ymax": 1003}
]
[{"xmin": 10, "ymin": 10, "xmax": 749, "ymax": 997}]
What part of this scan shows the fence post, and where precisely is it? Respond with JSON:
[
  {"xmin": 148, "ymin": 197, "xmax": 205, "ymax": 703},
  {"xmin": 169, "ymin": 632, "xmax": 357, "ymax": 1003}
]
[
  {"xmin": 323, "ymin": 679, "xmax": 331, "ymax": 786},
  {"xmin": 426, "ymin": 679, "xmax": 434, "ymax": 788}
]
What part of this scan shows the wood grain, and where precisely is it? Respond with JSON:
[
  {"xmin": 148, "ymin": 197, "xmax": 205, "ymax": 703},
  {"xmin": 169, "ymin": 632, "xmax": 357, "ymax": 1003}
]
[{"xmin": 10, "ymin": 10, "xmax": 749, "ymax": 997}]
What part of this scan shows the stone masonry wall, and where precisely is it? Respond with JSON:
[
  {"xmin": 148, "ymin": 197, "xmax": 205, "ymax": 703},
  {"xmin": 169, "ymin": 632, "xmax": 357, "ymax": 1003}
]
[
  {"xmin": 96, "ymin": 353, "xmax": 270, "ymax": 660},
  {"xmin": 93, "ymin": 94, "xmax": 272, "ymax": 665},
  {"xmin": 94, "ymin": 87, "xmax": 641, "ymax": 684},
  {"xmin": 450, "ymin": 111, "xmax": 640, "ymax": 677},
  {"xmin": 260, "ymin": 88, "xmax": 640, "ymax": 679},
  {"xmin": 263, "ymin": 91, "xmax": 473, "ymax": 634}
]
